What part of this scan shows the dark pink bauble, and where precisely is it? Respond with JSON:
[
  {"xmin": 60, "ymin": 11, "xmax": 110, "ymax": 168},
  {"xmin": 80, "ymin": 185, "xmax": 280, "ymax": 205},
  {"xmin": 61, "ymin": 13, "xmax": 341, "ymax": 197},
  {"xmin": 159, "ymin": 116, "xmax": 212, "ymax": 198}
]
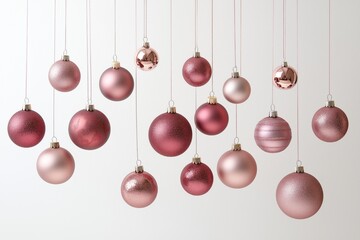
[
  {"xmin": 180, "ymin": 162, "xmax": 213, "ymax": 196},
  {"xmin": 8, "ymin": 107, "xmax": 46, "ymax": 148},
  {"xmin": 48, "ymin": 58, "xmax": 81, "ymax": 92},
  {"xmin": 121, "ymin": 170, "xmax": 158, "ymax": 208},
  {"xmin": 272, "ymin": 64, "xmax": 297, "ymax": 89},
  {"xmin": 68, "ymin": 106, "xmax": 111, "ymax": 150},
  {"xmin": 99, "ymin": 66, "xmax": 134, "ymax": 101},
  {"xmin": 223, "ymin": 74, "xmax": 251, "ymax": 104},
  {"xmin": 135, "ymin": 43, "xmax": 159, "ymax": 71},
  {"xmin": 195, "ymin": 101, "xmax": 228, "ymax": 135},
  {"xmin": 182, "ymin": 56, "xmax": 212, "ymax": 87}
]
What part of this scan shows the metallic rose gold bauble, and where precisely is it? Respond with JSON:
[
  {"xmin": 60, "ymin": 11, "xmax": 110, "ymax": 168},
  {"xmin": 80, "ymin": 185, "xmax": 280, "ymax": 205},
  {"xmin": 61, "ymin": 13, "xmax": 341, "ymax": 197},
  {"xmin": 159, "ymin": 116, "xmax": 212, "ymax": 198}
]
[
  {"xmin": 37, "ymin": 142, "xmax": 75, "ymax": 184},
  {"xmin": 180, "ymin": 157, "xmax": 213, "ymax": 196},
  {"xmin": 276, "ymin": 166, "xmax": 323, "ymax": 219},
  {"xmin": 135, "ymin": 42, "xmax": 159, "ymax": 71},
  {"xmin": 195, "ymin": 96, "xmax": 228, "ymax": 135},
  {"xmin": 217, "ymin": 144, "xmax": 257, "ymax": 188},
  {"xmin": 148, "ymin": 107, "xmax": 192, "ymax": 157},
  {"xmin": 8, "ymin": 104, "xmax": 46, "ymax": 148},
  {"xmin": 182, "ymin": 52, "xmax": 212, "ymax": 87},
  {"xmin": 99, "ymin": 62, "xmax": 134, "ymax": 101},
  {"xmin": 121, "ymin": 165, "xmax": 158, "ymax": 208},
  {"xmin": 272, "ymin": 62, "xmax": 297, "ymax": 89},
  {"xmin": 223, "ymin": 71, "xmax": 251, "ymax": 104},
  {"xmin": 254, "ymin": 111, "xmax": 292, "ymax": 153},
  {"xmin": 48, "ymin": 55, "xmax": 81, "ymax": 92},
  {"xmin": 312, "ymin": 100, "xmax": 348, "ymax": 142},
  {"xmin": 68, "ymin": 105, "xmax": 111, "ymax": 150}
]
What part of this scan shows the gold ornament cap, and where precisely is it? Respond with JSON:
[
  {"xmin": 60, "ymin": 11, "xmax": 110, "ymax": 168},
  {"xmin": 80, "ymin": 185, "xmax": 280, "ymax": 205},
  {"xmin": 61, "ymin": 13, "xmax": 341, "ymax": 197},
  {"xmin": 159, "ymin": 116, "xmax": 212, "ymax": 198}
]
[
  {"xmin": 232, "ymin": 143, "xmax": 242, "ymax": 151},
  {"xmin": 168, "ymin": 106, "xmax": 176, "ymax": 114},
  {"xmin": 112, "ymin": 61, "xmax": 120, "ymax": 69},
  {"xmin": 135, "ymin": 165, "xmax": 144, "ymax": 173},
  {"xmin": 208, "ymin": 96, "xmax": 217, "ymax": 104},
  {"xmin": 50, "ymin": 141, "xmax": 60, "ymax": 149},
  {"xmin": 143, "ymin": 42, "xmax": 150, "ymax": 48},
  {"xmin": 62, "ymin": 54, "xmax": 70, "ymax": 61},
  {"xmin": 86, "ymin": 104, "xmax": 95, "ymax": 112},
  {"xmin": 194, "ymin": 51, "xmax": 201, "ymax": 58},
  {"xmin": 269, "ymin": 110, "xmax": 278, "ymax": 118},
  {"xmin": 283, "ymin": 61, "xmax": 288, "ymax": 67},
  {"xmin": 192, "ymin": 157, "xmax": 202, "ymax": 164},
  {"xmin": 325, "ymin": 100, "xmax": 335, "ymax": 108},
  {"xmin": 296, "ymin": 165, "xmax": 305, "ymax": 173},
  {"xmin": 23, "ymin": 104, "xmax": 32, "ymax": 111},
  {"xmin": 232, "ymin": 71, "xmax": 240, "ymax": 78}
]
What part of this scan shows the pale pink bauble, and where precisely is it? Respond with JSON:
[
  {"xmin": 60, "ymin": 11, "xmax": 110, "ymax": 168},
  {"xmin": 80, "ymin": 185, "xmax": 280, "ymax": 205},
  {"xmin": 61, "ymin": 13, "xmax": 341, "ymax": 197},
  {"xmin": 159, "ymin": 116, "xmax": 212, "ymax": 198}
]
[
  {"xmin": 135, "ymin": 44, "xmax": 159, "ymax": 71},
  {"xmin": 49, "ymin": 59, "xmax": 81, "ymax": 92},
  {"xmin": 195, "ymin": 102, "xmax": 228, "ymax": 135},
  {"xmin": 180, "ymin": 162, "xmax": 213, "ymax": 196},
  {"xmin": 182, "ymin": 56, "xmax": 212, "ymax": 87},
  {"xmin": 272, "ymin": 65, "xmax": 297, "ymax": 89},
  {"xmin": 223, "ymin": 76, "xmax": 251, "ymax": 104}
]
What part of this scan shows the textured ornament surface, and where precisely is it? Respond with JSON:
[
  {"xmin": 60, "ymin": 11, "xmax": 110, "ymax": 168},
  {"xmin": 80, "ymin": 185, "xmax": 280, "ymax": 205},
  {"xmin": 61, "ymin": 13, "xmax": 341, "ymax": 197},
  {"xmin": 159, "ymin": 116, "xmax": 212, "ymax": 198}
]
[
  {"xmin": 223, "ymin": 76, "xmax": 251, "ymax": 104},
  {"xmin": 182, "ymin": 56, "xmax": 212, "ymax": 87},
  {"xmin": 99, "ymin": 67, "xmax": 134, "ymax": 101},
  {"xmin": 49, "ymin": 59, "xmax": 81, "ymax": 92},
  {"xmin": 272, "ymin": 66, "xmax": 297, "ymax": 89},
  {"xmin": 180, "ymin": 162, "xmax": 213, "ymax": 195},
  {"xmin": 195, "ymin": 102, "xmax": 228, "ymax": 135},
  {"xmin": 135, "ymin": 46, "xmax": 159, "ymax": 70}
]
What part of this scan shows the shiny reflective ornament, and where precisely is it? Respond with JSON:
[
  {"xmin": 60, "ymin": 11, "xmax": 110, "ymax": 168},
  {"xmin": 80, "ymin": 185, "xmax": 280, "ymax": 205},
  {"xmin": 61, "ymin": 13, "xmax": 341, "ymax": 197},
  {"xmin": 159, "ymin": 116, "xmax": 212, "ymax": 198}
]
[
  {"xmin": 68, "ymin": 104, "xmax": 111, "ymax": 150},
  {"xmin": 312, "ymin": 100, "xmax": 348, "ymax": 142},
  {"xmin": 217, "ymin": 144, "xmax": 257, "ymax": 188},
  {"xmin": 48, "ymin": 55, "xmax": 81, "ymax": 92},
  {"xmin": 180, "ymin": 157, "xmax": 213, "ymax": 196},
  {"xmin": 149, "ymin": 107, "xmax": 192, "ymax": 157},
  {"xmin": 8, "ymin": 104, "xmax": 46, "ymax": 148},
  {"xmin": 37, "ymin": 141, "xmax": 75, "ymax": 184},
  {"xmin": 121, "ymin": 165, "xmax": 158, "ymax": 208},
  {"xmin": 276, "ymin": 165, "xmax": 323, "ymax": 219},
  {"xmin": 99, "ymin": 61, "xmax": 134, "ymax": 101},
  {"xmin": 223, "ymin": 71, "xmax": 251, "ymax": 104},
  {"xmin": 135, "ymin": 42, "xmax": 159, "ymax": 71},
  {"xmin": 272, "ymin": 62, "xmax": 297, "ymax": 89},
  {"xmin": 254, "ymin": 111, "xmax": 292, "ymax": 153},
  {"xmin": 182, "ymin": 52, "xmax": 212, "ymax": 87},
  {"xmin": 195, "ymin": 96, "xmax": 228, "ymax": 135}
]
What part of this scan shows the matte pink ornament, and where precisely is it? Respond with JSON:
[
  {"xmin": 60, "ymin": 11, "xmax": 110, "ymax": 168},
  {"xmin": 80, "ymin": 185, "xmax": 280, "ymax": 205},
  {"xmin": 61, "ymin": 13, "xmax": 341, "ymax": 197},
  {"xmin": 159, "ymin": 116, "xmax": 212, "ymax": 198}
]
[
  {"xmin": 223, "ymin": 71, "xmax": 251, "ymax": 104},
  {"xmin": 276, "ymin": 166, "xmax": 323, "ymax": 219},
  {"xmin": 312, "ymin": 100, "xmax": 348, "ymax": 142},
  {"xmin": 48, "ymin": 55, "xmax": 81, "ymax": 92},
  {"xmin": 37, "ymin": 142, "xmax": 75, "ymax": 184},
  {"xmin": 272, "ymin": 62, "xmax": 297, "ymax": 89},
  {"xmin": 121, "ymin": 165, "xmax": 158, "ymax": 208},
  {"xmin": 68, "ymin": 105, "xmax": 111, "ymax": 150},
  {"xmin": 148, "ymin": 107, "xmax": 192, "ymax": 157},
  {"xmin": 217, "ymin": 144, "xmax": 257, "ymax": 188},
  {"xmin": 8, "ymin": 104, "xmax": 46, "ymax": 148},
  {"xmin": 135, "ymin": 42, "xmax": 159, "ymax": 71},
  {"xmin": 182, "ymin": 52, "xmax": 212, "ymax": 87}
]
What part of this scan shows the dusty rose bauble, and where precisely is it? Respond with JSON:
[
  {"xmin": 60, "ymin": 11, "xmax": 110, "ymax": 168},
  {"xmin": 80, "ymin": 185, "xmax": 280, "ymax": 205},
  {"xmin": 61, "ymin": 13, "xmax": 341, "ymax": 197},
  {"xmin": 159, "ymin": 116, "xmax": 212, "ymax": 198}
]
[
  {"xmin": 254, "ymin": 111, "xmax": 292, "ymax": 153},
  {"xmin": 135, "ymin": 42, "xmax": 159, "ymax": 71},
  {"xmin": 180, "ymin": 157, "xmax": 213, "ymax": 196},
  {"xmin": 182, "ymin": 52, "xmax": 212, "ymax": 87},
  {"xmin": 99, "ymin": 61, "xmax": 134, "ymax": 101},
  {"xmin": 217, "ymin": 144, "xmax": 257, "ymax": 188},
  {"xmin": 312, "ymin": 100, "xmax": 348, "ymax": 142},
  {"xmin": 149, "ymin": 107, "xmax": 192, "ymax": 157},
  {"xmin": 223, "ymin": 71, "xmax": 251, "ymax": 104},
  {"xmin": 276, "ymin": 166, "xmax": 323, "ymax": 219},
  {"xmin": 48, "ymin": 55, "xmax": 81, "ymax": 92},
  {"xmin": 68, "ymin": 104, "xmax": 111, "ymax": 150},
  {"xmin": 37, "ymin": 142, "xmax": 75, "ymax": 184},
  {"xmin": 195, "ymin": 96, "xmax": 228, "ymax": 135},
  {"xmin": 8, "ymin": 104, "xmax": 46, "ymax": 148},
  {"xmin": 272, "ymin": 62, "xmax": 297, "ymax": 89},
  {"xmin": 121, "ymin": 165, "xmax": 158, "ymax": 208}
]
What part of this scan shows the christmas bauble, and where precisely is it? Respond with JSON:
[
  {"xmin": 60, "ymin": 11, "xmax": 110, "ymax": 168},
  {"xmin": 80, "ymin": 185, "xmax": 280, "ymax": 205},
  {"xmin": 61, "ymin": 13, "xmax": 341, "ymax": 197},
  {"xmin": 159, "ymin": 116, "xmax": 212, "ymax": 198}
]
[
  {"xmin": 8, "ymin": 104, "xmax": 46, "ymax": 148},
  {"xmin": 223, "ymin": 72, "xmax": 251, "ymax": 104},
  {"xmin": 182, "ymin": 52, "xmax": 212, "ymax": 87},
  {"xmin": 135, "ymin": 42, "xmax": 159, "ymax": 71},
  {"xmin": 272, "ymin": 62, "xmax": 297, "ymax": 89}
]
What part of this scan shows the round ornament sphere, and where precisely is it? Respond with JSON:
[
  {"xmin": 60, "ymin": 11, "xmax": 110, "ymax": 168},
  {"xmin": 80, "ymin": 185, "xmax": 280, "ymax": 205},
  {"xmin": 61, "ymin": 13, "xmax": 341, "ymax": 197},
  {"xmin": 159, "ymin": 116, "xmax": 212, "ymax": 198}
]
[
  {"xmin": 68, "ymin": 105, "xmax": 111, "ymax": 150},
  {"xmin": 223, "ymin": 72, "xmax": 251, "ymax": 104},
  {"xmin": 182, "ymin": 52, "xmax": 212, "ymax": 87},
  {"xmin": 8, "ymin": 104, "xmax": 46, "ymax": 148},
  {"xmin": 135, "ymin": 42, "xmax": 159, "ymax": 71},
  {"xmin": 272, "ymin": 62, "xmax": 297, "ymax": 89}
]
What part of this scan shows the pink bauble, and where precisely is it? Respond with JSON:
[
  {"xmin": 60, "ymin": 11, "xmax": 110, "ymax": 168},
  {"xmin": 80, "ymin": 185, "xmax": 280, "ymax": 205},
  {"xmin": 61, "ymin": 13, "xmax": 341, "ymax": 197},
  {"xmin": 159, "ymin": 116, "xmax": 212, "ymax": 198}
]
[
  {"xmin": 272, "ymin": 64, "xmax": 297, "ymax": 89},
  {"xmin": 217, "ymin": 144, "xmax": 257, "ymax": 188},
  {"xmin": 223, "ymin": 72, "xmax": 251, "ymax": 104},
  {"xmin": 148, "ymin": 108, "xmax": 192, "ymax": 157},
  {"xmin": 182, "ymin": 54, "xmax": 212, "ymax": 87},
  {"xmin": 8, "ymin": 105, "xmax": 46, "ymax": 148},
  {"xmin": 37, "ymin": 142, "xmax": 75, "ymax": 184},
  {"xmin": 48, "ymin": 56, "xmax": 81, "ymax": 92},
  {"xmin": 135, "ymin": 42, "xmax": 159, "ymax": 71},
  {"xmin": 68, "ymin": 105, "xmax": 111, "ymax": 150},
  {"xmin": 180, "ymin": 160, "xmax": 213, "ymax": 196}
]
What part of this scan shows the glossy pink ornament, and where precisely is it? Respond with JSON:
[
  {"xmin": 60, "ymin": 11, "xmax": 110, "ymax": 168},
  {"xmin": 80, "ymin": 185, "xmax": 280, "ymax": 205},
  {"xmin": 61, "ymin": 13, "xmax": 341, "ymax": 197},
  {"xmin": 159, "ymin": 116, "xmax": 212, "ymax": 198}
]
[
  {"xmin": 276, "ymin": 166, "xmax": 323, "ymax": 219},
  {"xmin": 149, "ymin": 107, "xmax": 192, "ymax": 157},
  {"xmin": 223, "ymin": 71, "xmax": 251, "ymax": 104},
  {"xmin": 48, "ymin": 55, "xmax": 81, "ymax": 92},
  {"xmin": 99, "ymin": 61, "xmax": 134, "ymax": 101},
  {"xmin": 180, "ymin": 157, "xmax": 213, "ymax": 196},
  {"xmin": 254, "ymin": 111, "xmax": 292, "ymax": 153},
  {"xmin": 37, "ymin": 142, "xmax": 75, "ymax": 184},
  {"xmin": 217, "ymin": 144, "xmax": 257, "ymax": 188},
  {"xmin": 272, "ymin": 62, "xmax": 297, "ymax": 89},
  {"xmin": 8, "ymin": 104, "xmax": 46, "ymax": 148},
  {"xmin": 312, "ymin": 100, "xmax": 348, "ymax": 142},
  {"xmin": 68, "ymin": 104, "xmax": 111, "ymax": 150},
  {"xmin": 135, "ymin": 42, "xmax": 159, "ymax": 71},
  {"xmin": 182, "ymin": 52, "xmax": 212, "ymax": 87},
  {"xmin": 121, "ymin": 165, "xmax": 158, "ymax": 208}
]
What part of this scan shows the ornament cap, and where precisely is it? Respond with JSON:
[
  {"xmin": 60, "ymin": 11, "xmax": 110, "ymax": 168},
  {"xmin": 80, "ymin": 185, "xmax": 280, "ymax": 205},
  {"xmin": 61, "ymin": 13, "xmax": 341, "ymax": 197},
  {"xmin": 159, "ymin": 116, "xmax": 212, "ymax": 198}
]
[
  {"xmin": 50, "ymin": 141, "xmax": 60, "ymax": 149},
  {"xmin": 283, "ymin": 61, "xmax": 288, "ymax": 67},
  {"xmin": 86, "ymin": 104, "xmax": 95, "ymax": 112},
  {"xmin": 325, "ymin": 100, "xmax": 335, "ymax": 108},
  {"xmin": 208, "ymin": 96, "xmax": 217, "ymax": 104},
  {"xmin": 112, "ymin": 61, "xmax": 120, "ymax": 69},
  {"xmin": 269, "ymin": 110, "xmax": 278, "ymax": 118},
  {"xmin": 296, "ymin": 165, "xmax": 305, "ymax": 173},
  {"xmin": 135, "ymin": 165, "xmax": 144, "ymax": 173},
  {"xmin": 168, "ymin": 106, "xmax": 177, "ymax": 114},
  {"xmin": 232, "ymin": 71, "xmax": 240, "ymax": 78},
  {"xmin": 143, "ymin": 42, "xmax": 150, "ymax": 48},
  {"xmin": 192, "ymin": 157, "xmax": 202, "ymax": 164},
  {"xmin": 22, "ymin": 104, "xmax": 32, "ymax": 111},
  {"xmin": 232, "ymin": 143, "xmax": 242, "ymax": 151},
  {"xmin": 62, "ymin": 54, "xmax": 70, "ymax": 61},
  {"xmin": 194, "ymin": 51, "xmax": 201, "ymax": 58}
]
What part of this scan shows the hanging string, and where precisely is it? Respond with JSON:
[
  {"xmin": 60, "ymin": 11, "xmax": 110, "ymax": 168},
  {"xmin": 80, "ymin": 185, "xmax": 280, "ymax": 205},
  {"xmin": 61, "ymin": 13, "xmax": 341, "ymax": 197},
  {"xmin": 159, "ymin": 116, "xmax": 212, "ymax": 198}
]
[
  {"xmin": 233, "ymin": 0, "xmax": 237, "ymax": 71},
  {"xmin": 169, "ymin": 0, "xmax": 174, "ymax": 107},
  {"xmin": 194, "ymin": 88, "xmax": 199, "ymax": 157},
  {"xmin": 296, "ymin": 0, "xmax": 301, "ymax": 167},
  {"xmin": 210, "ymin": 0, "xmax": 214, "ymax": 95},
  {"xmin": 282, "ymin": 0, "xmax": 286, "ymax": 62},
  {"xmin": 134, "ymin": 0, "xmax": 140, "ymax": 164},
  {"xmin": 86, "ymin": 0, "xmax": 93, "ymax": 104},
  {"xmin": 63, "ymin": 0, "xmax": 68, "ymax": 55},
  {"xmin": 239, "ymin": 0, "xmax": 243, "ymax": 75},
  {"xmin": 113, "ymin": 0, "xmax": 117, "ymax": 61},
  {"xmin": 327, "ymin": 0, "xmax": 332, "ymax": 100},
  {"xmin": 143, "ymin": 0, "xmax": 147, "ymax": 42},
  {"xmin": 270, "ymin": 0, "xmax": 275, "ymax": 111},
  {"xmin": 234, "ymin": 104, "xmax": 239, "ymax": 143},
  {"xmin": 52, "ymin": 0, "xmax": 57, "ymax": 142},
  {"xmin": 194, "ymin": 0, "xmax": 199, "ymax": 52},
  {"xmin": 24, "ymin": 0, "xmax": 29, "ymax": 103}
]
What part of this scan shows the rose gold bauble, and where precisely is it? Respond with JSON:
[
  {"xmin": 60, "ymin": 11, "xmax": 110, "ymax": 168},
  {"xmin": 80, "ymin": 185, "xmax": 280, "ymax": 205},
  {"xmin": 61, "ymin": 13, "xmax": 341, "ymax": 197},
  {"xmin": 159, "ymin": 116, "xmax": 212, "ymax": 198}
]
[
  {"xmin": 68, "ymin": 105, "xmax": 111, "ymax": 150},
  {"xmin": 217, "ymin": 144, "xmax": 257, "ymax": 188},
  {"xmin": 48, "ymin": 55, "xmax": 81, "ymax": 92},
  {"xmin": 121, "ymin": 165, "xmax": 158, "ymax": 208},
  {"xmin": 312, "ymin": 100, "xmax": 348, "ymax": 142},
  {"xmin": 195, "ymin": 96, "xmax": 228, "ymax": 135},
  {"xmin": 180, "ymin": 157, "xmax": 213, "ymax": 196},
  {"xmin": 135, "ymin": 42, "xmax": 159, "ymax": 71},
  {"xmin": 182, "ymin": 52, "xmax": 212, "ymax": 87},
  {"xmin": 223, "ymin": 71, "xmax": 251, "ymax": 104},
  {"xmin": 272, "ymin": 62, "xmax": 297, "ymax": 89},
  {"xmin": 254, "ymin": 111, "xmax": 292, "ymax": 153},
  {"xmin": 148, "ymin": 107, "xmax": 192, "ymax": 157},
  {"xmin": 37, "ymin": 142, "xmax": 75, "ymax": 184},
  {"xmin": 8, "ymin": 104, "xmax": 46, "ymax": 148},
  {"xmin": 276, "ymin": 166, "xmax": 323, "ymax": 219}
]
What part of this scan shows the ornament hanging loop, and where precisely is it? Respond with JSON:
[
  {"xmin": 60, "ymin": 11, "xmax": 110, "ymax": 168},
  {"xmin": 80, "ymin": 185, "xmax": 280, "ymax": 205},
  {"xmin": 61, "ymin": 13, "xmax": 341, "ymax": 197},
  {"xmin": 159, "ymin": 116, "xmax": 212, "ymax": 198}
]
[
  {"xmin": 143, "ymin": 37, "xmax": 148, "ymax": 44},
  {"xmin": 233, "ymin": 66, "xmax": 238, "ymax": 73},
  {"xmin": 168, "ymin": 99, "xmax": 175, "ymax": 108},
  {"xmin": 327, "ymin": 93, "xmax": 333, "ymax": 101},
  {"xmin": 136, "ymin": 159, "xmax": 142, "ymax": 167},
  {"xmin": 51, "ymin": 136, "xmax": 58, "ymax": 143},
  {"xmin": 270, "ymin": 103, "xmax": 276, "ymax": 111},
  {"xmin": 296, "ymin": 159, "xmax": 303, "ymax": 167},
  {"xmin": 112, "ymin": 54, "xmax": 118, "ymax": 62},
  {"xmin": 24, "ymin": 97, "xmax": 30, "ymax": 104},
  {"xmin": 234, "ymin": 137, "xmax": 240, "ymax": 144},
  {"xmin": 63, "ymin": 49, "xmax": 68, "ymax": 56},
  {"xmin": 209, "ymin": 91, "xmax": 215, "ymax": 97},
  {"xmin": 193, "ymin": 153, "xmax": 200, "ymax": 158}
]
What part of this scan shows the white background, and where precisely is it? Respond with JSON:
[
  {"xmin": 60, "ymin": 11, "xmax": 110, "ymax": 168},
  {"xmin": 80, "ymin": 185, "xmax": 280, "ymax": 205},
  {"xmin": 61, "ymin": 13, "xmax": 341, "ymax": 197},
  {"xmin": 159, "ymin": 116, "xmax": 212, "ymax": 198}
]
[{"xmin": 0, "ymin": 0, "xmax": 359, "ymax": 239}]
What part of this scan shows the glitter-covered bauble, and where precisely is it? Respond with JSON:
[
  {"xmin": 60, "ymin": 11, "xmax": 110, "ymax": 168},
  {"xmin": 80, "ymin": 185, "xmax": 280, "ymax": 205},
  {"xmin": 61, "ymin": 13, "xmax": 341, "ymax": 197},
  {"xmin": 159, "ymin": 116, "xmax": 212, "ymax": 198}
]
[
  {"xmin": 135, "ymin": 42, "xmax": 159, "ymax": 71},
  {"xmin": 223, "ymin": 71, "xmax": 251, "ymax": 104},
  {"xmin": 182, "ymin": 52, "xmax": 212, "ymax": 87},
  {"xmin": 272, "ymin": 62, "xmax": 297, "ymax": 89}
]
